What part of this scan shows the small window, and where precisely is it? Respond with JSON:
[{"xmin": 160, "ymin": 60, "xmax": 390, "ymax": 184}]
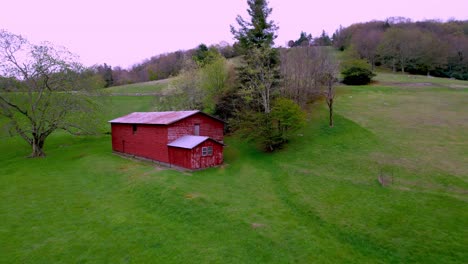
[
  {"xmin": 194, "ymin": 124, "xmax": 200, "ymax": 136},
  {"xmin": 132, "ymin": 124, "xmax": 137, "ymax": 134},
  {"xmin": 202, "ymin": 146, "xmax": 213, "ymax": 156}
]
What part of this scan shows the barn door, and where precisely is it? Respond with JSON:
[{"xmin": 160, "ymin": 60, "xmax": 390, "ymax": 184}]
[{"xmin": 194, "ymin": 124, "xmax": 200, "ymax": 136}]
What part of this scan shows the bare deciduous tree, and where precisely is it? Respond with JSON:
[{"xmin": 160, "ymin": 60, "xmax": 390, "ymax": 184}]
[
  {"xmin": 280, "ymin": 46, "xmax": 338, "ymax": 126},
  {"xmin": 352, "ymin": 29, "xmax": 383, "ymax": 70},
  {"xmin": 0, "ymin": 30, "xmax": 100, "ymax": 157},
  {"xmin": 279, "ymin": 46, "xmax": 323, "ymax": 106},
  {"xmin": 317, "ymin": 51, "xmax": 339, "ymax": 127}
]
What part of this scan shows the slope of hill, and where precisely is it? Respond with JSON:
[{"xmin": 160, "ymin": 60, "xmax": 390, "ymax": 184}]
[
  {"xmin": 0, "ymin": 73, "xmax": 467, "ymax": 263},
  {"xmin": 106, "ymin": 78, "xmax": 174, "ymax": 95}
]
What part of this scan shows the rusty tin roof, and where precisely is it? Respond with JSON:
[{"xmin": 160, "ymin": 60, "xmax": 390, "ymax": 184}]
[
  {"xmin": 109, "ymin": 110, "xmax": 199, "ymax": 125},
  {"xmin": 109, "ymin": 110, "xmax": 225, "ymax": 125}
]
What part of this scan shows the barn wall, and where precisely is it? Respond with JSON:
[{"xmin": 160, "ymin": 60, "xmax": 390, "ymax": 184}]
[
  {"xmin": 111, "ymin": 124, "xmax": 169, "ymax": 163},
  {"xmin": 191, "ymin": 140, "xmax": 224, "ymax": 169},
  {"xmin": 168, "ymin": 147, "xmax": 192, "ymax": 169},
  {"xmin": 168, "ymin": 113, "xmax": 224, "ymax": 143}
]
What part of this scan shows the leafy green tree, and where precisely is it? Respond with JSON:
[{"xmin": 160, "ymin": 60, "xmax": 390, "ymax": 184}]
[
  {"xmin": 193, "ymin": 44, "xmax": 220, "ymax": 67},
  {"xmin": 200, "ymin": 55, "xmax": 230, "ymax": 113},
  {"xmin": 158, "ymin": 59, "xmax": 203, "ymax": 111},
  {"xmin": 232, "ymin": 98, "xmax": 305, "ymax": 151},
  {"xmin": 271, "ymin": 98, "xmax": 306, "ymax": 139}
]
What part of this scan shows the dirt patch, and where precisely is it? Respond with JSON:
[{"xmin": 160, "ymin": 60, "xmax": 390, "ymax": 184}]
[
  {"xmin": 449, "ymin": 84, "xmax": 468, "ymax": 89},
  {"xmin": 371, "ymin": 152, "xmax": 419, "ymax": 171},
  {"xmin": 378, "ymin": 81, "xmax": 468, "ymax": 89},
  {"xmin": 118, "ymin": 163, "xmax": 139, "ymax": 172},
  {"xmin": 279, "ymin": 164, "xmax": 312, "ymax": 175},
  {"xmin": 380, "ymin": 82, "xmax": 435, "ymax": 88},
  {"xmin": 72, "ymin": 153, "xmax": 87, "ymax": 159},
  {"xmin": 185, "ymin": 193, "xmax": 202, "ymax": 199},
  {"xmin": 397, "ymin": 178, "xmax": 467, "ymax": 199},
  {"xmin": 251, "ymin": 223, "xmax": 265, "ymax": 229}
]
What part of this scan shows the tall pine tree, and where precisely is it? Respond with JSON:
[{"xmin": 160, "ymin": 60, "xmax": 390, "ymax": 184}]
[
  {"xmin": 231, "ymin": 0, "xmax": 278, "ymax": 51},
  {"xmin": 230, "ymin": 0, "xmax": 279, "ymax": 114},
  {"xmin": 231, "ymin": 0, "xmax": 294, "ymax": 151}
]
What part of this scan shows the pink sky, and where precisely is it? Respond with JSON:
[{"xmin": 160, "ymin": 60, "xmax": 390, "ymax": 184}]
[{"xmin": 2, "ymin": 0, "xmax": 467, "ymax": 68}]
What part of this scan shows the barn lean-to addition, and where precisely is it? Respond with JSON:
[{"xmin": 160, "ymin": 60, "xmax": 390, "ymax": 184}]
[{"xmin": 109, "ymin": 111, "xmax": 224, "ymax": 170}]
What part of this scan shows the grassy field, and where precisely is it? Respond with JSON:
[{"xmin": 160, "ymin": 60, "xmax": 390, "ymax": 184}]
[
  {"xmin": 106, "ymin": 79, "xmax": 172, "ymax": 95},
  {"xmin": 0, "ymin": 73, "xmax": 467, "ymax": 263},
  {"xmin": 374, "ymin": 72, "xmax": 468, "ymax": 88}
]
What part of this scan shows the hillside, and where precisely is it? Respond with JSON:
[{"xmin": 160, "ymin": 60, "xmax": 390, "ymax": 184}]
[
  {"xmin": 0, "ymin": 73, "xmax": 467, "ymax": 263},
  {"xmin": 105, "ymin": 78, "xmax": 174, "ymax": 96}
]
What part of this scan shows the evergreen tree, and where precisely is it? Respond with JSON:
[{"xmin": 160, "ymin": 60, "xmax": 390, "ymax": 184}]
[
  {"xmin": 231, "ymin": 0, "xmax": 279, "ymax": 114},
  {"xmin": 231, "ymin": 0, "xmax": 300, "ymax": 151},
  {"xmin": 230, "ymin": 0, "xmax": 278, "ymax": 51}
]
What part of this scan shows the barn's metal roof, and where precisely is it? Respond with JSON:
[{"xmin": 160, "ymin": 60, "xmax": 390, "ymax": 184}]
[
  {"xmin": 109, "ymin": 110, "xmax": 225, "ymax": 125},
  {"xmin": 109, "ymin": 111, "xmax": 200, "ymax": 125},
  {"xmin": 167, "ymin": 135, "xmax": 210, "ymax": 149}
]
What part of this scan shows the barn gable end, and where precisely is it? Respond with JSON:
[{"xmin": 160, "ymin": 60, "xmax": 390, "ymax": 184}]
[{"xmin": 168, "ymin": 113, "xmax": 224, "ymax": 143}]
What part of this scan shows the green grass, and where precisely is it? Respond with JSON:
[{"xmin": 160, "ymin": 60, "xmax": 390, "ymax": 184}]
[
  {"xmin": 106, "ymin": 79, "xmax": 172, "ymax": 95},
  {"xmin": 374, "ymin": 72, "xmax": 468, "ymax": 88},
  {"xmin": 1, "ymin": 73, "xmax": 467, "ymax": 263}
]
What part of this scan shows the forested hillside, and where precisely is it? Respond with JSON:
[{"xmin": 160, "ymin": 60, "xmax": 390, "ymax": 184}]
[{"xmin": 333, "ymin": 18, "xmax": 468, "ymax": 79}]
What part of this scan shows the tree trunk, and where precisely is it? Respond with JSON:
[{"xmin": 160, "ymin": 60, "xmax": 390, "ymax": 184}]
[
  {"xmin": 328, "ymin": 100, "xmax": 334, "ymax": 127},
  {"xmin": 30, "ymin": 137, "xmax": 45, "ymax": 157}
]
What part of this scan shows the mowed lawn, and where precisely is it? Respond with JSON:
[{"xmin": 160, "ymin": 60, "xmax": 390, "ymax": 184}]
[{"xmin": 0, "ymin": 75, "xmax": 467, "ymax": 263}]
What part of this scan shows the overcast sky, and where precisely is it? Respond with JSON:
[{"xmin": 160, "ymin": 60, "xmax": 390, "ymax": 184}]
[{"xmin": 2, "ymin": 0, "xmax": 467, "ymax": 68}]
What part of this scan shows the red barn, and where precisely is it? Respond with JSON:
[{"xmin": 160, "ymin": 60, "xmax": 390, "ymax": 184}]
[{"xmin": 109, "ymin": 110, "xmax": 224, "ymax": 170}]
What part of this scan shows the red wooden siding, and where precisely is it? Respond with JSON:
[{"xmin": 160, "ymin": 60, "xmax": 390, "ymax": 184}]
[
  {"xmin": 111, "ymin": 124, "xmax": 169, "ymax": 163},
  {"xmin": 168, "ymin": 140, "xmax": 223, "ymax": 170},
  {"xmin": 191, "ymin": 140, "xmax": 224, "ymax": 169},
  {"xmin": 168, "ymin": 113, "xmax": 224, "ymax": 143},
  {"xmin": 168, "ymin": 147, "xmax": 192, "ymax": 169}
]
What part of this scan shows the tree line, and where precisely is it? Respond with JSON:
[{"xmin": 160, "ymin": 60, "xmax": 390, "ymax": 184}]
[
  {"xmin": 91, "ymin": 42, "xmax": 240, "ymax": 87},
  {"xmin": 333, "ymin": 18, "xmax": 468, "ymax": 79}
]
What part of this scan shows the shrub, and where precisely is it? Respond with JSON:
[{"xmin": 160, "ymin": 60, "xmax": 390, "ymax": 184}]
[{"xmin": 342, "ymin": 66, "xmax": 376, "ymax": 85}]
